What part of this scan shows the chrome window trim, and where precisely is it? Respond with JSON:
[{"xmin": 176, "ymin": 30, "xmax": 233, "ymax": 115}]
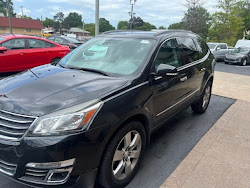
[{"xmin": 156, "ymin": 89, "xmax": 199, "ymax": 117}]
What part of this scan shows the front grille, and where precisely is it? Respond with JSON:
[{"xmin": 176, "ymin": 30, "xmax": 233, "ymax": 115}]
[
  {"xmin": 0, "ymin": 159, "xmax": 17, "ymax": 176},
  {"xmin": 0, "ymin": 109, "xmax": 37, "ymax": 141},
  {"xmin": 22, "ymin": 167, "xmax": 49, "ymax": 182}
]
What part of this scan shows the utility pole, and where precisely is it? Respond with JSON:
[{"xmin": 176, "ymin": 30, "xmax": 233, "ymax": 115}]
[
  {"xmin": 129, "ymin": 0, "xmax": 137, "ymax": 30},
  {"xmin": 95, "ymin": 0, "xmax": 99, "ymax": 36},
  {"xmin": 7, "ymin": 0, "xmax": 12, "ymax": 34},
  {"xmin": 19, "ymin": 6, "xmax": 24, "ymax": 18},
  {"xmin": 82, "ymin": 20, "xmax": 85, "ymax": 30}
]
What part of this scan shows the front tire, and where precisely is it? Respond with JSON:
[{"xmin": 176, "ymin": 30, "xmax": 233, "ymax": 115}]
[
  {"xmin": 51, "ymin": 58, "xmax": 61, "ymax": 65},
  {"xmin": 238, "ymin": 59, "xmax": 247, "ymax": 66},
  {"xmin": 98, "ymin": 122, "xmax": 146, "ymax": 188},
  {"xmin": 191, "ymin": 81, "xmax": 212, "ymax": 114}
]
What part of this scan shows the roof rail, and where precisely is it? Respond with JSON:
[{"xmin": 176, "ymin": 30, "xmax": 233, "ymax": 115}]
[
  {"xmin": 154, "ymin": 29, "xmax": 193, "ymax": 36},
  {"xmin": 101, "ymin": 30, "xmax": 148, "ymax": 35}
]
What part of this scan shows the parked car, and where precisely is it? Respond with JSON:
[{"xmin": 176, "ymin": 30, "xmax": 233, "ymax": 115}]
[
  {"xmin": 0, "ymin": 35, "xmax": 70, "ymax": 73},
  {"xmin": 207, "ymin": 42, "xmax": 232, "ymax": 61},
  {"xmin": 47, "ymin": 36, "xmax": 82, "ymax": 50},
  {"xmin": 235, "ymin": 40, "xmax": 250, "ymax": 48},
  {"xmin": 225, "ymin": 47, "xmax": 250, "ymax": 66},
  {"xmin": 0, "ymin": 30, "xmax": 215, "ymax": 188}
]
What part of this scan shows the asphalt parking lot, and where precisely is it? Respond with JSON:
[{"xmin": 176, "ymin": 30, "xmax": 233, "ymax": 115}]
[
  {"xmin": 0, "ymin": 62, "xmax": 245, "ymax": 188},
  {"xmin": 215, "ymin": 61, "xmax": 250, "ymax": 76}
]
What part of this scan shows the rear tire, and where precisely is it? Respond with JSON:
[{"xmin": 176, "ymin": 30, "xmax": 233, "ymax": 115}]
[
  {"xmin": 191, "ymin": 81, "xmax": 212, "ymax": 114},
  {"xmin": 98, "ymin": 121, "xmax": 146, "ymax": 188}
]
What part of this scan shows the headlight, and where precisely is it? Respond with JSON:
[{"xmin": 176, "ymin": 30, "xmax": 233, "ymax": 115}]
[{"xmin": 31, "ymin": 100, "xmax": 103, "ymax": 135}]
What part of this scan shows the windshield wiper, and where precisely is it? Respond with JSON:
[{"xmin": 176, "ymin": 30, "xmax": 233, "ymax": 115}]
[{"xmin": 66, "ymin": 66, "xmax": 110, "ymax": 77}]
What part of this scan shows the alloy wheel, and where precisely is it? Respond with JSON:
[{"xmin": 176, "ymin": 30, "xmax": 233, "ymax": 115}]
[
  {"xmin": 202, "ymin": 85, "xmax": 211, "ymax": 108},
  {"xmin": 243, "ymin": 59, "xmax": 247, "ymax": 66},
  {"xmin": 112, "ymin": 130, "xmax": 142, "ymax": 180}
]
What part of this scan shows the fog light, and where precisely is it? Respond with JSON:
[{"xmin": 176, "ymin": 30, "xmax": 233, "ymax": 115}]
[
  {"xmin": 47, "ymin": 168, "xmax": 73, "ymax": 183},
  {"xmin": 21, "ymin": 159, "xmax": 75, "ymax": 185}
]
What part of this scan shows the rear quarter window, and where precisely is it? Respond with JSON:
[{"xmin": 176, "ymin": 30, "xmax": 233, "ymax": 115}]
[
  {"xmin": 193, "ymin": 37, "xmax": 209, "ymax": 59},
  {"xmin": 177, "ymin": 37, "xmax": 200, "ymax": 64}
]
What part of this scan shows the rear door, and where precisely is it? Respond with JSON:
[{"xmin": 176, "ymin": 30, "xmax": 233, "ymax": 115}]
[
  {"xmin": 0, "ymin": 38, "xmax": 27, "ymax": 72},
  {"xmin": 151, "ymin": 38, "xmax": 189, "ymax": 124},
  {"xmin": 26, "ymin": 38, "xmax": 54, "ymax": 68}
]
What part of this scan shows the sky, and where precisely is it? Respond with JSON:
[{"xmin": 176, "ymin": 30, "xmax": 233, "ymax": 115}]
[{"xmin": 12, "ymin": 0, "xmax": 219, "ymax": 28}]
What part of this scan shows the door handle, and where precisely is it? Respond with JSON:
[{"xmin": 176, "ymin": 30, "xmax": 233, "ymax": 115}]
[
  {"xmin": 180, "ymin": 76, "xmax": 188, "ymax": 82},
  {"xmin": 200, "ymin": 68, "xmax": 206, "ymax": 72}
]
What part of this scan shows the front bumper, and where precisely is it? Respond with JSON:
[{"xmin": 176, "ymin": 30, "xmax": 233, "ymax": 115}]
[
  {"xmin": 0, "ymin": 127, "xmax": 108, "ymax": 188},
  {"xmin": 224, "ymin": 58, "xmax": 241, "ymax": 64}
]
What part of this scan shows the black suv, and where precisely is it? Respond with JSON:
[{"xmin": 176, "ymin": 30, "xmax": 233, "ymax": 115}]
[{"xmin": 0, "ymin": 30, "xmax": 215, "ymax": 188}]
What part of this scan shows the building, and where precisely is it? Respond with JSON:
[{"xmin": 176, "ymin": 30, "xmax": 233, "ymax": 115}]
[
  {"xmin": 69, "ymin": 27, "xmax": 90, "ymax": 37},
  {"xmin": 0, "ymin": 17, "xmax": 45, "ymax": 36}
]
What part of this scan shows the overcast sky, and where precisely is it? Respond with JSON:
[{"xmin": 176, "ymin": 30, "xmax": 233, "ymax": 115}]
[{"xmin": 12, "ymin": 0, "xmax": 219, "ymax": 28}]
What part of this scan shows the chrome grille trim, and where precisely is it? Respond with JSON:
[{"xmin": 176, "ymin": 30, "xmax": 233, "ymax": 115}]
[
  {"xmin": 0, "ymin": 109, "xmax": 37, "ymax": 118},
  {"xmin": 0, "ymin": 159, "xmax": 17, "ymax": 176},
  {"xmin": 0, "ymin": 109, "xmax": 37, "ymax": 141}
]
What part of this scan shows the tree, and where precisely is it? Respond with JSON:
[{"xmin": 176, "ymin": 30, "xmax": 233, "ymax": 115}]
[
  {"xmin": 134, "ymin": 22, "xmax": 156, "ymax": 31},
  {"xmin": 117, "ymin": 21, "xmax": 129, "ymax": 30},
  {"xmin": 235, "ymin": 0, "xmax": 250, "ymax": 38},
  {"xmin": 158, "ymin": 26, "xmax": 166, "ymax": 29},
  {"xmin": 64, "ymin": 12, "xmax": 83, "ymax": 28},
  {"xmin": 182, "ymin": 0, "xmax": 211, "ymax": 38},
  {"xmin": 54, "ymin": 12, "xmax": 65, "ymax": 34},
  {"xmin": 23, "ymin": 15, "xmax": 32, "ymax": 19},
  {"xmin": 168, "ymin": 22, "xmax": 184, "ymax": 29},
  {"xmin": 43, "ymin": 17, "xmax": 55, "ymax": 28},
  {"xmin": 208, "ymin": 0, "xmax": 244, "ymax": 46},
  {"xmin": 0, "ymin": 0, "xmax": 16, "ymax": 17},
  {"xmin": 85, "ymin": 23, "xmax": 95, "ymax": 36},
  {"xmin": 99, "ymin": 18, "xmax": 115, "ymax": 33}
]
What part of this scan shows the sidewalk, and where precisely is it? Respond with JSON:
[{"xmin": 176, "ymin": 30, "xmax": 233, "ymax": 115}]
[{"xmin": 161, "ymin": 71, "xmax": 250, "ymax": 188}]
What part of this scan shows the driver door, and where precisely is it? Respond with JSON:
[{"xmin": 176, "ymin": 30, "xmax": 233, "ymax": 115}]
[{"xmin": 151, "ymin": 38, "xmax": 189, "ymax": 124}]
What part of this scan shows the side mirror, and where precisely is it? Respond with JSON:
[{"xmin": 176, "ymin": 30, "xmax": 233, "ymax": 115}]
[
  {"xmin": 155, "ymin": 64, "xmax": 178, "ymax": 76},
  {"xmin": 216, "ymin": 47, "xmax": 221, "ymax": 51},
  {"xmin": 0, "ymin": 47, "xmax": 7, "ymax": 53}
]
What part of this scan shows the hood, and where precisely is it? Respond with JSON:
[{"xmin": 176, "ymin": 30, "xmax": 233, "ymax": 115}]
[
  {"xmin": 226, "ymin": 53, "xmax": 245, "ymax": 59},
  {"xmin": 0, "ymin": 65, "xmax": 128, "ymax": 116}
]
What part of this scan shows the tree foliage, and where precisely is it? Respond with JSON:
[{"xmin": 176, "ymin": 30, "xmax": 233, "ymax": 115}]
[
  {"xmin": 134, "ymin": 22, "xmax": 156, "ymax": 31},
  {"xmin": 64, "ymin": 12, "xmax": 83, "ymax": 28},
  {"xmin": 182, "ymin": 0, "xmax": 211, "ymax": 38},
  {"xmin": 158, "ymin": 26, "xmax": 166, "ymax": 29},
  {"xmin": 168, "ymin": 22, "xmax": 184, "ymax": 30},
  {"xmin": 209, "ymin": 0, "xmax": 244, "ymax": 46},
  {"xmin": 53, "ymin": 12, "xmax": 65, "ymax": 34},
  {"xmin": 99, "ymin": 18, "xmax": 115, "ymax": 33},
  {"xmin": 0, "ymin": 0, "xmax": 16, "ymax": 17},
  {"xmin": 43, "ymin": 17, "xmax": 55, "ymax": 28},
  {"xmin": 117, "ymin": 21, "xmax": 129, "ymax": 30},
  {"xmin": 85, "ymin": 23, "xmax": 95, "ymax": 36}
]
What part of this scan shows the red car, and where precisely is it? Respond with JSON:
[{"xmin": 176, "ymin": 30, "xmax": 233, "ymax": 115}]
[{"xmin": 0, "ymin": 35, "xmax": 70, "ymax": 73}]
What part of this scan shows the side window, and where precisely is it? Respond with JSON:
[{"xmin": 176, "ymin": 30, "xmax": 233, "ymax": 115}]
[
  {"xmin": 154, "ymin": 38, "xmax": 182, "ymax": 70},
  {"xmin": 55, "ymin": 37, "xmax": 64, "ymax": 44},
  {"xmin": 28, "ymin": 39, "xmax": 55, "ymax": 48},
  {"xmin": 47, "ymin": 37, "xmax": 55, "ymax": 41},
  {"xmin": 221, "ymin": 44, "xmax": 227, "ymax": 49},
  {"xmin": 193, "ymin": 37, "xmax": 209, "ymax": 59},
  {"xmin": 2, "ymin": 39, "xmax": 25, "ymax": 50},
  {"xmin": 177, "ymin": 38, "xmax": 199, "ymax": 64}
]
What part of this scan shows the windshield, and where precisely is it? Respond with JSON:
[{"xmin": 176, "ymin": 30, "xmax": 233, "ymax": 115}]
[
  {"xmin": 59, "ymin": 37, "xmax": 155, "ymax": 76},
  {"xmin": 0, "ymin": 37, "xmax": 5, "ymax": 42},
  {"xmin": 231, "ymin": 48, "xmax": 250, "ymax": 55},
  {"xmin": 208, "ymin": 44, "xmax": 216, "ymax": 49}
]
